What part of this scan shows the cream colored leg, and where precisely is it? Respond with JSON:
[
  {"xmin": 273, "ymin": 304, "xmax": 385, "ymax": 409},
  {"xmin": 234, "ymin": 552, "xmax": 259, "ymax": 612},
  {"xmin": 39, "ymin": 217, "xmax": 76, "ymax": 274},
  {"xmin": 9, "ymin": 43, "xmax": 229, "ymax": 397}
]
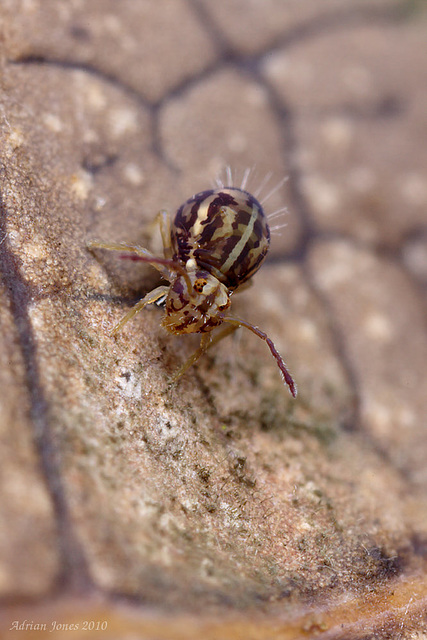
[
  {"xmin": 169, "ymin": 324, "xmax": 240, "ymax": 384},
  {"xmin": 87, "ymin": 240, "xmax": 170, "ymax": 279},
  {"xmin": 205, "ymin": 323, "xmax": 239, "ymax": 350},
  {"xmin": 156, "ymin": 210, "xmax": 173, "ymax": 259},
  {"xmin": 111, "ymin": 285, "xmax": 169, "ymax": 336},
  {"xmin": 169, "ymin": 332, "xmax": 212, "ymax": 384}
]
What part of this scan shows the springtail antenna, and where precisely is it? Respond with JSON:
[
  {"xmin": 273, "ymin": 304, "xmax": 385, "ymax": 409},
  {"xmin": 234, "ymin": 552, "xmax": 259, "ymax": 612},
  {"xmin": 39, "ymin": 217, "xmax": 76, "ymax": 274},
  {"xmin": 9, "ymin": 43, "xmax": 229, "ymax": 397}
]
[{"xmin": 223, "ymin": 316, "xmax": 297, "ymax": 397}]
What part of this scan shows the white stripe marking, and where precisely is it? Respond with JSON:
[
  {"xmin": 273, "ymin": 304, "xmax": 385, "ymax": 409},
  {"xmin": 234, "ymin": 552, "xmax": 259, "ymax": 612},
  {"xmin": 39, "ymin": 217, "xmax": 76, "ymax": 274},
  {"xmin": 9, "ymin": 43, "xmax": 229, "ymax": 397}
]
[{"xmin": 221, "ymin": 205, "xmax": 258, "ymax": 274}]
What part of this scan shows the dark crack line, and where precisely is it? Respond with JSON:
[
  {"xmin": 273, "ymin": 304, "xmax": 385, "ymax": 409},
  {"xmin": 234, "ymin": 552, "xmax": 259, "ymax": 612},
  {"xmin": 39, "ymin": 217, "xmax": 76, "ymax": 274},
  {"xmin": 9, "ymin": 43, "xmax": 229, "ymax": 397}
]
[
  {"xmin": 302, "ymin": 262, "xmax": 362, "ymax": 433},
  {"xmin": 255, "ymin": 2, "xmax": 407, "ymax": 56},
  {"xmin": 160, "ymin": 0, "xmax": 408, "ymax": 178},
  {"xmin": 8, "ymin": 4, "xmax": 412, "ymax": 445},
  {"xmin": 6, "ymin": 2, "xmax": 421, "ymax": 460},
  {"xmin": 186, "ymin": 0, "xmax": 234, "ymax": 55},
  {"xmin": 311, "ymin": 95, "xmax": 406, "ymax": 122},
  {"xmin": 8, "ymin": 1, "xmax": 406, "ymax": 170},
  {"xmin": 188, "ymin": 0, "xmax": 407, "ymax": 59},
  {"xmin": 7, "ymin": 55, "xmax": 168, "ymax": 167},
  {"xmin": 252, "ymin": 68, "xmax": 363, "ymax": 432},
  {"xmin": 0, "ymin": 181, "xmax": 92, "ymax": 594},
  {"xmin": 8, "ymin": 55, "xmax": 153, "ymax": 109},
  {"xmin": 249, "ymin": 65, "xmax": 314, "ymax": 244},
  {"xmin": 153, "ymin": 2, "xmax": 406, "ymax": 112},
  {"xmin": 244, "ymin": 67, "xmax": 417, "ymax": 471},
  {"xmin": 12, "ymin": 0, "xmax": 404, "ymax": 106},
  {"xmin": 6, "ymin": 53, "xmax": 223, "ymax": 171}
]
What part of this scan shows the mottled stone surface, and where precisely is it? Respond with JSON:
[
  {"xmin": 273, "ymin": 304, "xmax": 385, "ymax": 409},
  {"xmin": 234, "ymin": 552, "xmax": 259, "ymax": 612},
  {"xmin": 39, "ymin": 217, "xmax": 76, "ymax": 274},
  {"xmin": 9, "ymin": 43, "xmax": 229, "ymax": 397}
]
[
  {"xmin": 0, "ymin": 0, "xmax": 426, "ymax": 638},
  {"xmin": 6, "ymin": 0, "xmax": 218, "ymax": 102},
  {"xmin": 0, "ymin": 283, "xmax": 58, "ymax": 597}
]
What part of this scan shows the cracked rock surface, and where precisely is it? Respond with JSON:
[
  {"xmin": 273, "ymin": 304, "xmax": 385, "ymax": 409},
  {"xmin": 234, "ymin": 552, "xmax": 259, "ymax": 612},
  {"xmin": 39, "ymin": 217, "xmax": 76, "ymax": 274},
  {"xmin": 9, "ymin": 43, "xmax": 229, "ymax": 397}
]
[{"xmin": 1, "ymin": 1, "xmax": 427, "ymax": 638}]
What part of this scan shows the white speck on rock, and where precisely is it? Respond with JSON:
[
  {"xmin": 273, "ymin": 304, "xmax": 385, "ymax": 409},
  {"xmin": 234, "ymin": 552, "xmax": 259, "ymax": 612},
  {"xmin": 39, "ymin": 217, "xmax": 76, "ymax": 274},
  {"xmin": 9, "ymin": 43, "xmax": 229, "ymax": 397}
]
[
  {"xmin": 122, "ymin": 163, "xmax": 145, "ymax": 186},
  {"xmin": 303, "ymin": 175, "xmax": 341, "ymax": 215},
  {"xmin": 116, "ymin": 371, "xmax": 142, "ymax": 400},
  {"xmin": 363, "ymin": 312, "xmax": 394, "ymax": 343},
  {"xmin": 108, "ymin": 107, "xmax": 138, "ymax": 138},
  {"xmin": 70, "ymin": 170, "xmax": 93, "ymax": 200},
  {"xmin": 42, "ymin": 113, "xmax": 63, "ymax": 133}
]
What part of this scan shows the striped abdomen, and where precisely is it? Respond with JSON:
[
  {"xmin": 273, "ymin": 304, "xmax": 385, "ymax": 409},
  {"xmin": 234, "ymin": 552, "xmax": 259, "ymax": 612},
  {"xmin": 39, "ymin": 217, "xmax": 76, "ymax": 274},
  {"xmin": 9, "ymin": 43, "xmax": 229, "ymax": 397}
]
[{"xmin": 171, "ymin": 188, "xmax": 270, "ymax": 290}]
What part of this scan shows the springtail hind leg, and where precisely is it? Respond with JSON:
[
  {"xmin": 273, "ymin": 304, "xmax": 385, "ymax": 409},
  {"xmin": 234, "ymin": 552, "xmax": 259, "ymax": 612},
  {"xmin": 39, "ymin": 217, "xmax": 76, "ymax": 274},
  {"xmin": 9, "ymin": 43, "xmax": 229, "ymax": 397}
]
[
  {"xmin": 168, "ymin": 324, "xmax": 239, "ymax": 386},
  {"xmin": 169, "ymin": 332, "xmax": 212, "ymax": 386}
]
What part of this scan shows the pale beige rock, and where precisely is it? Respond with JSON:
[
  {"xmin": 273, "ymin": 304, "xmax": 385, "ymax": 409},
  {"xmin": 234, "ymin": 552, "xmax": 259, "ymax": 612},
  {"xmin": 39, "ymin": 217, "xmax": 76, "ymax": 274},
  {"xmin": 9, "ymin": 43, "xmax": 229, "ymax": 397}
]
[
  {"xmin": 160, "ymin": 68, "xmax": 301, "ymax": 253},
  {"xmin": 196, "ymin": 0, "xmax": 394, "ymax": 55},
  {"xmin": 309, "ymin": 240, "xmax": 427, "ymax": 484},
  {"xmin": 263, "ymin": 21, "xmax": 427, "ymax": 246},
  {"xmin": 0, "ymin": 285, "xmax": 58, "ymax": 596},
  {"xmin": 5, "ymin": 0, "xmax": 218, "ymax": 102}
]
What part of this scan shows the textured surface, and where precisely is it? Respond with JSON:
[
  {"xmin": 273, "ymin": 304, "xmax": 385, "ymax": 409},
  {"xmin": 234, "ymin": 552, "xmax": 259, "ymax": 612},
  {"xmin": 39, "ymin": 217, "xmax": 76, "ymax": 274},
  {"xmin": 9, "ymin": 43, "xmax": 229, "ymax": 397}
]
[{"xmin": 1, "ymin": 1, "xmax": 427, "ymax": 638}]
